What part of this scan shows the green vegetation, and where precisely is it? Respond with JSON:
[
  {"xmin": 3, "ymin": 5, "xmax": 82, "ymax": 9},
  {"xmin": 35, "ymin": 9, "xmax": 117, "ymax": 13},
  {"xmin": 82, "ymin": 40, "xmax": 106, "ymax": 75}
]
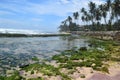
[
  {"xmin": 59, "ymin": 0, "xmax": 120, "ymax": 32},
  {"xmin": 101, "ymin": 66, "xmax": 109, "ymax": 73},
  {"xmin": 80, "ymin": 74, "xmax": 86, "ymax": 78},
  {"xmin": 28, "ymin": 77, "xmax": 44, "ymax": 80},
  {"xmin": 1, "ymin": 39, "xmax": 119, "ymax": 80},
  {"xmin": 0, "ymin": 33, "xmax": 28, "ymax": 37},
  {"xmin": 23, "ymin": 63, "xmax": 59, "ymax": 75},
  {"xmin": 31, "ymin": 70, "xmax": 34, "ymax": 74},
  {"xmin": 32, "ymin": 56, "xmax": 39, "ymax": 61},
  {"xmin": 0, "ymin": 33, "xmax": 71, "ymax": 37},
  {"xmin": 0, "ymin": 71, "xmax": 23, "ymax": 80},
  {"xmin": 22, "ymin": 63, "xmax": 71, "ymax": 80},
  {"xmin": 52, "ymin": 39, "xmax": 120, "ymax": 74}
]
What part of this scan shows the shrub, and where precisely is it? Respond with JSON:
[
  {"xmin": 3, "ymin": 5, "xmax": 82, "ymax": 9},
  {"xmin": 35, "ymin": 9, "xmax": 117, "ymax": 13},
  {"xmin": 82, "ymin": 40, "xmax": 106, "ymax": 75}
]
[{"xmin": 31, "ymin": 70, "xmax": 34, "ymax": 74}]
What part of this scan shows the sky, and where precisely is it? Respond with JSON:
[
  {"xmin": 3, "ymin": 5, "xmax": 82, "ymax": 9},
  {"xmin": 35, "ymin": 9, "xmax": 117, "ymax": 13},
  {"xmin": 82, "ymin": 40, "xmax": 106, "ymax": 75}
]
[{"xmin": 0, "ymin": 0, "xmax": 105, "ymax": 32}]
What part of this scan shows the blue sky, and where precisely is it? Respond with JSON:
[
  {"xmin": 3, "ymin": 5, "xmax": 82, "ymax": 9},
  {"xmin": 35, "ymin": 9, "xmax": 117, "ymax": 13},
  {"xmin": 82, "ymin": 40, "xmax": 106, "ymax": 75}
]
[{"xmin": 0, "ymin": 0, "xmax": 105, "ymax": 32}]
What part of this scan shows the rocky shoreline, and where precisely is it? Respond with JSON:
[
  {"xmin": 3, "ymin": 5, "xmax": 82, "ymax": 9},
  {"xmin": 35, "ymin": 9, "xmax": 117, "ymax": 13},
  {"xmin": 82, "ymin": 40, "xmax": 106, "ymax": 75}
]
[{"xmin": 71, "ymin": 31, "xmax": 120, "ymax": 41}]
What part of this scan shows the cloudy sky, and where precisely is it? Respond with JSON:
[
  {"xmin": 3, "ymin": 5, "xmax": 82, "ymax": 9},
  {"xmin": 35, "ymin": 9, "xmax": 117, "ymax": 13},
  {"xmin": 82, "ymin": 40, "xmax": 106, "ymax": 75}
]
[{"xmin": 0, "ymin": 0, "xmax": 105, "ymax": 32}]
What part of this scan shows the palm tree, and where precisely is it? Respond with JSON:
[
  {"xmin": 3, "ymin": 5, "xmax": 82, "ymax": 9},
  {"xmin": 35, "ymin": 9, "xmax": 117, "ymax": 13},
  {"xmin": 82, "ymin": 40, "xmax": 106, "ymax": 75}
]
[
  {"xmin": 67, "ymin": 16, "xmax": 72, "ymax": 23},
  {"xmin": 99, "ymin": 4, "xmax": 107, "ymax": 24},
  {"xmin": 106, "ymin": 0, "xmax": 111, "ymax": 11},
  {"xmin": 73, "ymin": 12, "xmax": 79, "ymax": 24},
  {"xmin": 67, "ymin": 16, "xmax": 72, "ymax": 31},
  {"xmin": 88, "ymin": 1, "xmax": 96, "ymax": 24},
  {"xmin": 114, "ymin": 0, "xmax": 120, "ymax": 30},
  {"xmin": 95, "ymin": 8, "xmax": 102, "ymax": 30},
  {"xmin": 81, "ymin": 7, "xmax": 92, "ymax": 30},
  {"xmin": 59, "ymin": 20, "xmax": 69, "ymax": 32},
  {"xmin": 113, "ymin": 0, "xmax": 120, "ymax": 22},
  {"xmin": 81, "ymin": 8, "xmax": 85, "ymax": 14},
  {"xmin": 99, "ymin": 4, "xmax": 107, "ymax": 30},
  {"xmin": 81, "ymin": 16, "xmax": 85, "ymax": 25},
  {"xmin": 81, "ymin": 8, "xmax": 87, "ymax": 23}
]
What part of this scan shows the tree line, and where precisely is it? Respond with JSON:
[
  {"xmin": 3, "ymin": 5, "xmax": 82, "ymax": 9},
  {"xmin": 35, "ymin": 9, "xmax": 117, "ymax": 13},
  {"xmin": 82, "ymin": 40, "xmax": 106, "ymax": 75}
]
[{"xmin": 59, "ymin": 0, "xmax": 120, "ymax": 32}]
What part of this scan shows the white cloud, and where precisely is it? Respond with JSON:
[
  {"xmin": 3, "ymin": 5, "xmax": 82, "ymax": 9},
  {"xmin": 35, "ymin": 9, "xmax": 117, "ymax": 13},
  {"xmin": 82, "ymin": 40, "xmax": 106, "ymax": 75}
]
[
  {"xmin": 90, "ymin": 0, "xmax": 105, "ymax": 5},
  {"xmin": 0, "ymin": 0, "xmax": 105, "ymax": 16},
  {"xmin": 0, "ymin": 0, "xmax": 106, "ymax": 31},
  {"xmin": 0, "ymin": 18, "xmax": 44, "ymax": 30}
]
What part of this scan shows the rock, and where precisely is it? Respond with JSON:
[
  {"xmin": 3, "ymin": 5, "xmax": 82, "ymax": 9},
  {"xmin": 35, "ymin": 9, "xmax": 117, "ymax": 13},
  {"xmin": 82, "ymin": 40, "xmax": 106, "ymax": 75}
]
[{"xmin": 88, "ymin": 73, "xmax": 112, "ymax": 80}]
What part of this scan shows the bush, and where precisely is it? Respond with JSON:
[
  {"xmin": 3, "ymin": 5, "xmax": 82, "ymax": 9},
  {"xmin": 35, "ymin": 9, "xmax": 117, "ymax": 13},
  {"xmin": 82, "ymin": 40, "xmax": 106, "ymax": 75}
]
[
  {"xmin": 31, "ymin": 70, "xmax": 34, "ymax": 74},
  {"xmin": 0, "ymin": 76, "xmax": 5, "ymax": 80}
]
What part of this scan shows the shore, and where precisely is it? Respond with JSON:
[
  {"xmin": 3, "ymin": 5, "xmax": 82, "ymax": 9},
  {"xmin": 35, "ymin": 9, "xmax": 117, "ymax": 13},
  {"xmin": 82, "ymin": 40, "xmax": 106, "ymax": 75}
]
[
  {"xmin": 1, "ymin": 37, "xmax": 120, "ymax": 80},
  {"xmin": 71, "ymin": 31, "xmax": 120, "ymax": 41},
  {"xmin": 19, "ymin": 39, "xmax": 120, "ymax": 80}
]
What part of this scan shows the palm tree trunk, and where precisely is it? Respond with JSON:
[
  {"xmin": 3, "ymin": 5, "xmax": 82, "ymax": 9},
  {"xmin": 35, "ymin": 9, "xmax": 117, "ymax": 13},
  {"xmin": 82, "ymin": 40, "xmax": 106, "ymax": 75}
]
[{"xmin": 104, "ymin": 18, "xmax": 107, "ymax": 31}]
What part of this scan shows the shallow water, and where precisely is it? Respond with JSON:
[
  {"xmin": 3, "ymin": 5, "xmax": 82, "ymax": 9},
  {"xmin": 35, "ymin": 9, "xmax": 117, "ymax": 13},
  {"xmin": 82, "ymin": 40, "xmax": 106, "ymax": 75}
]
[
  {"xmin": 0, "ymin": 36, "xmax": 88, "ymax": 58},
  {"xmin": 0, "ymin": 36, "xmax": 89, "ymax": 75}
]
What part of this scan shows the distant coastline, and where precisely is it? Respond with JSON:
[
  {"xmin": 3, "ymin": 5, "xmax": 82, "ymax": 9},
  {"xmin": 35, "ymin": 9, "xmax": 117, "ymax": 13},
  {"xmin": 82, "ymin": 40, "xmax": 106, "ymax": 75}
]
[{"xmin": 0, "ymin": 33, "xmax": 71, "ymax": 37}]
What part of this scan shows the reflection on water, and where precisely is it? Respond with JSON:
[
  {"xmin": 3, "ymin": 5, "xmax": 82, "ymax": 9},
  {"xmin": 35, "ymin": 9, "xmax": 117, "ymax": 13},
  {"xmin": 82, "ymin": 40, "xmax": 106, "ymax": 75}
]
[
  {"xmin": 0, "ymin": 36, "xmax": 89, "ymax": 75},
  {"xmin": 0, "ymin": 36, "xmax": 88, "ymax": 58}
]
